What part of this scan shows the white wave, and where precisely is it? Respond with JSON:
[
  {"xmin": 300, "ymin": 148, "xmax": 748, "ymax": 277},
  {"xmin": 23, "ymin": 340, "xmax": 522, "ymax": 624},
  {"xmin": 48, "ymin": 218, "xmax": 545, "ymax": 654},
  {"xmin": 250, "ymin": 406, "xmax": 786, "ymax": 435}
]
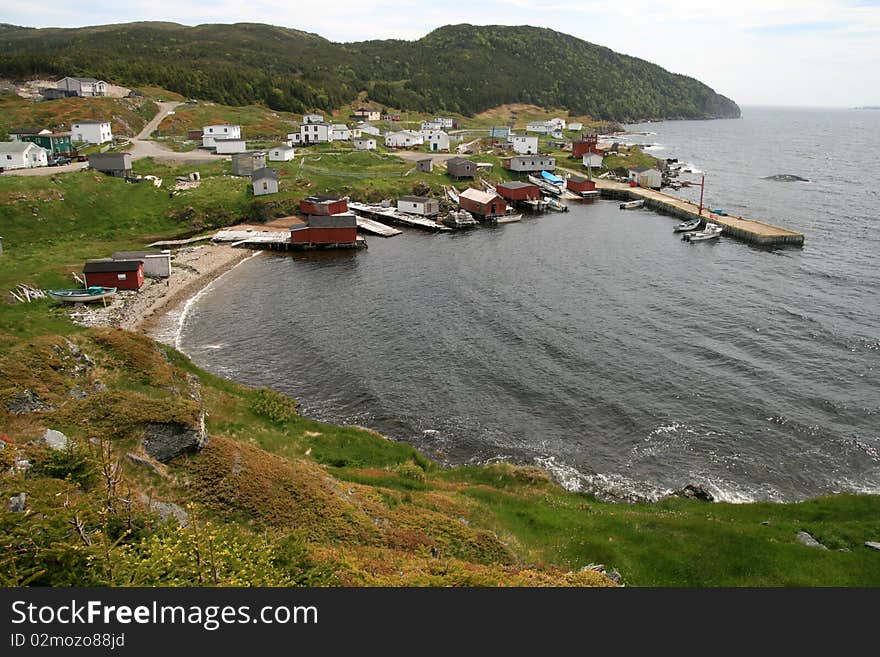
[{"xmin": 174, "ymin": 250, "xmax": 263, "ymax": 352}]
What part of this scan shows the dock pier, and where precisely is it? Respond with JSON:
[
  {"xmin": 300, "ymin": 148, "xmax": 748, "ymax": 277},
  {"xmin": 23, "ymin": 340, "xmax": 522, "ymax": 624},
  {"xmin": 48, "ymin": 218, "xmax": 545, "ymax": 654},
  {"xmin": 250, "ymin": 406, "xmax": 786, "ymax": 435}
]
[
  {"xmin": 348, "ymin": 202, "xmax": 452, "ymax": 232},
  {"xmin": 595, "ymin": 179, "xmax": 804, "ymax": 247}
]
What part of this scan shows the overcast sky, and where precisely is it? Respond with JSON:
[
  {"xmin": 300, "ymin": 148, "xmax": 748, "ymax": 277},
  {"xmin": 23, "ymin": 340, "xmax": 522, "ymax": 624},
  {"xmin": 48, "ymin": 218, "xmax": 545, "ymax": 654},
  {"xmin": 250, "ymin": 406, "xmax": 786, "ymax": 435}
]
[{"xmin": 5, "ymin": 0, "xmax": 880, "ymax": 107}]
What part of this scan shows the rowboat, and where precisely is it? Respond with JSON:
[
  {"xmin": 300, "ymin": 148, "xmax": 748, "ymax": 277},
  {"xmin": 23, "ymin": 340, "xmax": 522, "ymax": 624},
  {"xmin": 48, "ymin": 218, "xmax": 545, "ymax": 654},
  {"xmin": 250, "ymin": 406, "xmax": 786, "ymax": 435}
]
[
  {"xmin": 619, "ymin": 199, "xmax": 645, "ymax": 209},
  {"xmin": 673, "ymin": 217, "xmax": 702, "ymax": 232},
  {"xmin": 494, "ymin": 211, "xmax": 523, "ymax": 224},
  {"xmin": 47, "ymin": 286, "xmax": 117, "ymax": 303},
  {"xmin": 682, "ymin": 223, "xmax": 722, "ymax": 242}
]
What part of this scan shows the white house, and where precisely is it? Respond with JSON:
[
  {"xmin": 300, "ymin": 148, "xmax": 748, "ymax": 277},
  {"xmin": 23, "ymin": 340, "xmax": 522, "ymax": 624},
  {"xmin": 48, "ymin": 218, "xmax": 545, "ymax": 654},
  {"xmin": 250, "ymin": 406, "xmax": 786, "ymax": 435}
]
[
  {"xmin": 357, "ymin": 122, "xmax": 381, "ymax": 136},
  {"xmin": 299, "ymin": 122, "xmax": 332, "ymax": 144},
  {"xmin": 511, "ymin": 135, "xmax": 539, "ymax": 155},
  {"xmin": 287, "ymin": 132, "xmax": 302, "ymax": 146},
  {"xmin": 0, "ymin": 141, "xmax": 48, "ymax": 169},
  {"xmin": 251, "ymin": 168, "xmax": 279, "ymax": 196},
  {"xmin": 421, "ymin": 119, "xmax": 443, "ymax": 131},
  {"xmin": 353, "ymin": 137, "xmax": 377, "ymax": 151},
  {"xmin": 268, "ymin": 144, "xmax": 295, "ymax": 161},
  {"xmin": 526, "ymin": 121, "xmax": 553, "ymax": 134},
  {"xmin": 303, "ymin": 113, "xmax": 325, "ymax": 124},
  {"xmin": 202, "ymin": 124, "xmax": 241, "ymax": 148},
  {"xmin": 71, "ymin": 120, "xmax": 113, "ymax": 144},
  {"xmin": 628, "ymin": 166, "xmax": 662, "ymax": 189},
  {"xmin": 56, "ymin": 77, "xmax": 106, "ymax": 97},
  {"xmin": 9, "ymin": 128, "xmax": 51, "ymax": 141},
  {"xmin": 214, "ymin": 138, "xmax": 247, "ymax": 154},
  {"xmin": 397, "ymin": 195, "xmax": 440, "ymax": 217},
  {"xmin": 435, "ymin": 117, "xmax": 455, "ymax": 129},
  {"xmin": 385, "ymin": 130, "xmax": 423, "ymax": 148},
  {"xmin": 330, "ymin": 124, "xmax": 352, "ymax": 141},
  {"xmin": 568, "ymin": 122, "xmax": 584, "ymax": 131},
  {"xmin": 423, "ymin": 130, "xmax": 450, "ymax": 152},
  {"xmin": 550, "ymin": 117, "xmax": 567, "ymax": 131},
  {"xmin": 582, "ymin": 152, "xmax": 604, "ymax": 168}
]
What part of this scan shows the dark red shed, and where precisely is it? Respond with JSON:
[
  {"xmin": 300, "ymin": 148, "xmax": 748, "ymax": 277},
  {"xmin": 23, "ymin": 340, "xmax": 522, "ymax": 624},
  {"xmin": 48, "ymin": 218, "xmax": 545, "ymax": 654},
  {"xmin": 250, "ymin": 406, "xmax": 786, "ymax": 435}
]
[
  {"xmin": 458, "ymin": 188, "xmax": 507, "ymax": 218},
  {"xmin": 497, "ymin": 181, "xmax": 541, "ymax": 201},
  {"xmin": 572, "ymin": 133, "xmax": 599, "ymax": 157},
  {"xmin": 567, "ymin": 176, "xmax": 596, "ymax": 193},
  {"xmin": 83, "ymin": 259, "xmax": 144, "ymax": 290},
  {"xmin": 291, "ymin": 213, "xmax": 358, "ymax": 247},
  {"xmin": 299, "ymin": 195, "xmax": 349, "ymax": 216}
]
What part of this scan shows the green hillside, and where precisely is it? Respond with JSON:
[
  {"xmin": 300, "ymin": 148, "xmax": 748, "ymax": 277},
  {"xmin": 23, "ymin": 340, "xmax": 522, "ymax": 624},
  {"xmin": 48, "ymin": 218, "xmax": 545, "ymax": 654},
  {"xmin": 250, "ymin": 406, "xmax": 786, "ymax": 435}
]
[{"xmin": 0, "ymin": 21, "xmax": 740, "ymax": 121}]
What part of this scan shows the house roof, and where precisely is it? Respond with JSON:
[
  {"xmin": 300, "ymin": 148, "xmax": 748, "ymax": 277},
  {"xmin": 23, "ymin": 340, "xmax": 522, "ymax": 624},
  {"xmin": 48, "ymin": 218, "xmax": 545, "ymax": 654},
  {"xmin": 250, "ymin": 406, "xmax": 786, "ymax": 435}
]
[
  {"xmin": 399, "ymin": 196, "xmax": 432, "ymax": 203},
  {"xmin": 0, "ymin": 141, "xmax": 45, "ymax": 154},
  {"xmin": 63, "ymin": 77, "xmax": 103, "ymax": 84},
  {"xmin": 204, "ymin": 124, "xmax": 240, "ymax": 129},
  {"xmin": 629, "ymin": 166, "xmax": 652, "ymax": 172},
  {"xmin": 447, "ymin": 157, "xmax": 474, "ymax": 166},
  {"xmin": 83, "ymin": 259, "xmax": 141, "ymax": 273},
  {"xmin": 390, "ymin": 130, "xmax": 421, "ymax": 138},
  {"xmin": 331, "ymin": 124, "xmax": 349, "ymax": 130},
  {"xmin": 459, "ymin": 188, "xmax": 500, "ymax": 204},
  {"xmin": 251, "ymin": 168, "xmax": 278, "ymax": 181},
  {"xmin": 73, "ymin": 120, "xmax": 109, "ymax": 125},
  {"xmin": 568, "ymin": 175, "xmax": 588, "ymax": 183},
  {"xmin": 304, "ymin": 194, "xmax": 345, "ymax": 203},
  {"xmin": 270, "ymin": 144, "xmax": 295, "ymax": 151},
  {"xmin": 8, "ymin": 127, "xmax": 44, "ymax": 135},
  {"xmin": 498, "ymin": 181, "xmax": 536, "ymax": 190}
]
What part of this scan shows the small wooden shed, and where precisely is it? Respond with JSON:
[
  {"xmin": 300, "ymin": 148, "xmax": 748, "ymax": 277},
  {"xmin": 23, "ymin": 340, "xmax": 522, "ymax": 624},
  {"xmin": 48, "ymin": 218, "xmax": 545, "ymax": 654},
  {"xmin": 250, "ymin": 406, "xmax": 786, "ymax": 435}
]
[{"xmin": 83, "ymin": 259, "xmax": 144, "ymax": 290}]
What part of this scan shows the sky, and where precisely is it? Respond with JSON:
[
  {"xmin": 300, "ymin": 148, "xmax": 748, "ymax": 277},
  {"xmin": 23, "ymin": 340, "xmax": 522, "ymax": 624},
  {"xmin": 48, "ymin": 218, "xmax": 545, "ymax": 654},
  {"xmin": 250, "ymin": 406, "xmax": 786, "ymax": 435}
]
[{"xmin": 4, "ymin": 0, "xmax": 880, "ymax": 107}]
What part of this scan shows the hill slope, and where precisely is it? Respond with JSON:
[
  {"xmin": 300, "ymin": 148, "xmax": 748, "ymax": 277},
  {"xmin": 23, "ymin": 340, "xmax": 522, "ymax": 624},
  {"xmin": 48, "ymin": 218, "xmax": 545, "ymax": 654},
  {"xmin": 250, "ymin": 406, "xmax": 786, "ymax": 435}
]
[{"xmin": 0, "ymin": 21, "xmax": 739, "ymax": 121}]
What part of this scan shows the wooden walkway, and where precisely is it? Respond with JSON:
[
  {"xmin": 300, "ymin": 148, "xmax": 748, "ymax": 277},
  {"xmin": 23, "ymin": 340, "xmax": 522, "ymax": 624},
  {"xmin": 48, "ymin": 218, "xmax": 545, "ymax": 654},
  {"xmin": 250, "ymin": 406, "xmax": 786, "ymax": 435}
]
[{"xmin": 355, "ymin": 216, "xmax": 402, "ymax": 237}]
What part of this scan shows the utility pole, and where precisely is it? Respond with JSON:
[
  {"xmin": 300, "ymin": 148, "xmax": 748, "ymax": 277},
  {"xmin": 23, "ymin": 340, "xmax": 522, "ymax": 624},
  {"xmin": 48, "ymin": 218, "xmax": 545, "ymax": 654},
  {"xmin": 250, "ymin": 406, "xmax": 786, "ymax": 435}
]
[{"xmin": 697, "ymin": 174, "xmax": 706, "ymax": 216}]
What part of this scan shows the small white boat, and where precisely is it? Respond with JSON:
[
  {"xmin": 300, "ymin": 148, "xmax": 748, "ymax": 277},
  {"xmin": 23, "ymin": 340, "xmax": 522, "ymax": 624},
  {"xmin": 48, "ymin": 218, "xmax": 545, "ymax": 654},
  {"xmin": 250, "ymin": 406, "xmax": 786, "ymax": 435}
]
[
  {"xmin": 673, "ymin": 217, "xmax": 702, "ymax": 232},
  {"xmin": 544, "ymin": 196, "xmax": 568, "ymax": 212},
  {"xmin": 619, "ymin": 199, "xmax": 645, "ymax": 209},
  {"xmin": 494, "ymin": 211, "xmax": 523, "ymax": 224},
  {"xmin": 683, "ymin": 223, "xmax": 722, "ymax": 242},
  {"xmin": 47, "ymin": 286, "xmax": 117, "ymax": 303},
  {"xmin": 445, "ymin": 186, "xmax": 459, "ymax": 204},
  {"xmin": 442, "ymin": 209, "xmax": 478, "ymax": 229},
  {"xmin": 528, "ymin": 174, "xmax": 562, "ymax": 196}
]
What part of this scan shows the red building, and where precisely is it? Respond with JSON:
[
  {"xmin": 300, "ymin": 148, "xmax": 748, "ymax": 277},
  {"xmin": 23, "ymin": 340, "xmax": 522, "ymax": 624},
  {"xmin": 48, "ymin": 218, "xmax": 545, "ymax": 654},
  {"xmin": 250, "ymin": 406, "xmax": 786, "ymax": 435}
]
[
  {"xmin": 497, "ymin": 181, "xmax": 541, "ymax": 202},
  {"xmin": 572, "ymin": 133, "xmax": 600, "ymax": 158},
  {"xmin": 567, "ymin": 175, "xmax": 596, "ymax": 193},
  {"xmin": 83, "ymin": 259, "xmax": 144, "ymax": 290},
  {"xmin": 291, "ymin": 213, "xmax": 359, "ymax": 247},
  {"xmin": 458, "ymin": 188, "xmax": 507, "ymax": 218},
  {"xmin": 299, "ymin": 195, "xmax": 349, "ymax": 216}
]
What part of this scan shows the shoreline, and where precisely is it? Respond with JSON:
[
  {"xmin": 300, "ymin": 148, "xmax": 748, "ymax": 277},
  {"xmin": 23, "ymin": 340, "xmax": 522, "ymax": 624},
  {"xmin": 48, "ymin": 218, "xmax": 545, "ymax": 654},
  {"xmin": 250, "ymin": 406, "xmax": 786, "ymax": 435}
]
[{"xmin": 68, "ymin": 242, "xmax": 254, "ymax": 339}]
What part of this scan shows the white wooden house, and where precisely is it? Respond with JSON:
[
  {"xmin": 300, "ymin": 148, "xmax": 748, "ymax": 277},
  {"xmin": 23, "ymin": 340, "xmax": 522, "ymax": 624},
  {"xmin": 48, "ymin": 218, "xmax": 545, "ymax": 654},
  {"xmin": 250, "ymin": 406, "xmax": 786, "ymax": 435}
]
[
  {"xmin": 269, "ymin": 144, "xmax": 295, "ymax": 161},
  {"xmin": 56, "ymin": 77, "xmax": 107, "ymax": 97},
  {"xmin": 330, "ymin": 124, "xmax": 352, "ymax": 141},
  {"xmin": 421, "ymin": 119, "xmax": 443, "ymax": 131},
  {"xmin": 303, "ymin": 113, "xmax": 324, "ymax": 124},
  {"xmin": 582, "ymin": 152, "xmax": 604, "ymax": 168},
  {"xmin": 424, "ymin": 130, "xmax": 450, "ymax": 152},
  {"xmin": 526, "ymin": 121, "xmax": 553, "ymax": 134},
  {"xmin": 511, "ymin": 135, "xmax": 539, "ymax": 155},
  {"xmin": 550, "ymin": 117, "xmax": 567, "ymax": 131},
  {"xmin": 0, "ymin": 141, "xmax": 48, "ymax": 169},
  {"xmin": 214, "ymin": 138, "xmax": 247, "ymax": 154},
  {"xmin": 568, "ymin": 122, "xmax": 584, "ymax": 131},
  {"xmin": 435, "ymin": 117, "xmax": 455, "ymax": 129},
  {"xmin": 397, "ymin": 196, "xmax": 440, "ymax": 217},
  {"xmin": 628, "ymin": 166, "xmax": 662, "ymax": 189},
  {"xmin": 252, "ymin": 168, "xmax": 279, "ymax": 196},
  {"xmin": 353, "ymin": 137, "xmax": 376, "ymax": 151},
  {"xmin": 202, "ymin": 125, "xmax": 241, "ymax": 148},
  {"xmin": 385, "ymin": 130, "xmax": 423, "ymax": 148},
  {"xmin": 299, "ymin": 122, "xmax": 332, "ymax": 144},
  {"xmin": 71, "ymin": 120, "xmax": 112, "ymax": 144}
]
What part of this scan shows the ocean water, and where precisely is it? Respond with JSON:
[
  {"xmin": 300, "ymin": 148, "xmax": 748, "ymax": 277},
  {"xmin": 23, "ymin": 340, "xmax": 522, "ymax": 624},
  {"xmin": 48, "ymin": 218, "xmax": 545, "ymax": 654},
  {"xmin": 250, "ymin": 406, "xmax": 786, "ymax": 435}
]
[{"xmin": 174, "ymin": 107, "xmax": 879, "ymax": 503}]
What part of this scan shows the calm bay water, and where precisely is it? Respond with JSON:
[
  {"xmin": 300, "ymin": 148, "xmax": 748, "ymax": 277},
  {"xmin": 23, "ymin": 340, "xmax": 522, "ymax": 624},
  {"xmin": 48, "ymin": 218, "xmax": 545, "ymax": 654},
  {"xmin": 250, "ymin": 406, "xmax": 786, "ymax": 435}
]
[{"xmin": 175, "ymin": 107, "xmax": 879, "ymax": 502}]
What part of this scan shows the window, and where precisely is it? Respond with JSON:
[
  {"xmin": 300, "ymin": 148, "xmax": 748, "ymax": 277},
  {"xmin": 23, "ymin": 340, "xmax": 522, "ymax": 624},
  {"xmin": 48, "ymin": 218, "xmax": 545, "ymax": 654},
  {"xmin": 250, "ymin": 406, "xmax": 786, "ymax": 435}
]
[
  {"xmin": 117, "ymin": 274, "xmax": 126, "ymax": 280},
  {"xmin": 263, "ymin": 182, "xmax": 268, "ymax": 191}
]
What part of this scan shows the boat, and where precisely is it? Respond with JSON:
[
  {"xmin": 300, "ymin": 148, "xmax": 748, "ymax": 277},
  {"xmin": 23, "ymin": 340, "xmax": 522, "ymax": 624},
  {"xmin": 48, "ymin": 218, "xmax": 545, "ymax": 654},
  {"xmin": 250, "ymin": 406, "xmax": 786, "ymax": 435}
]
[
  {"xmin": 673, "ymin": 217, "xmax": 702, "ymax": 232},
  {"xmin": 444, "ymin": 186, "xmax": 459, "ymax": 204},
  {"xmin": 47, "ymin": 286, "xmax": 117, "ymax": 303},
  {"xmin": 442, "ymin": 209, "xmax": 478, "ymax": 229},
  {"xmin": 682, "ymin": 223, "xmax": 722, "ymax": 242},
  {"xmin": 527, "ymin": 174, "xmax": 562, "ymax": 196},
  {"xmin": 619, "ymin": 199, "xmax": 645, "ymax": 209},
  {"xmin": 544, "ymin": 196, "xmax": 568, "ymax": 212},
  {"xmin": 494, "ymin": 211, "xmax": 523, "ymax": 224}
]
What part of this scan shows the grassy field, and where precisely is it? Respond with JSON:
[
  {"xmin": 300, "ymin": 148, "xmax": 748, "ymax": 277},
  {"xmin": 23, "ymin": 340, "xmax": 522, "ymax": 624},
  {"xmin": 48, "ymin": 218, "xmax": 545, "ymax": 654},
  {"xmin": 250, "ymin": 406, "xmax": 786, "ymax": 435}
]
[
  {"xmin": 1, "ymin": 139, "xmax": 877, "ymax": 587},
  {"xmin": 0, "ymin": 92, "xmax": 157, "ymax": 139}
]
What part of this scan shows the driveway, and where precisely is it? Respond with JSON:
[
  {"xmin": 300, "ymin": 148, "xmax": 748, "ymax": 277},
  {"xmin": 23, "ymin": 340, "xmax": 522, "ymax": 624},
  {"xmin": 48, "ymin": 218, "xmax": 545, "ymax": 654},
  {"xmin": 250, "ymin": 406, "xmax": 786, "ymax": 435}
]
[{"xmin": 128, "ymin": 101, "xmax": 225, "ymax": 164}]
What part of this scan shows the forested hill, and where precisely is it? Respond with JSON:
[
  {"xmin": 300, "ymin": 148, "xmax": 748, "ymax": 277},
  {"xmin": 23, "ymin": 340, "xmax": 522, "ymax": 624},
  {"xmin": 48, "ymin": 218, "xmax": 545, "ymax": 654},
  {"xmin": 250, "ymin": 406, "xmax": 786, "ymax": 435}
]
[{"xmin": 0, "ymin": 22, "xmax": 740, "ymax": 121}]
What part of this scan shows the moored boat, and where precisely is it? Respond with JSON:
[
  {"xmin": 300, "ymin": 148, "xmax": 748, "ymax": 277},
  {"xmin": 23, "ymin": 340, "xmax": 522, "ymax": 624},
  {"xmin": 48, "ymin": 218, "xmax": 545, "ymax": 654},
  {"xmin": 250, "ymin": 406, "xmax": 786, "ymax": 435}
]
[
  {"xmin": 682, "ymin": 223, "xmax": 722, "ymax": 242},
  {"xmin": 544, "ymin": 196, "xmax": 568, "ymax": 212},
  {"xmin": 673, "ymin": 217, "xmax": 702, "ymax": 232},
  {"xmin": 47, "ymin": 286, "xmax": 117, "ymax": 303},
  {"xmin": 619, "ymin": 199, "xmax": 645, "ymax": 209},
  {"xmin": 493, "ymin": 211, "xmax": 523, "ymax": 224}
]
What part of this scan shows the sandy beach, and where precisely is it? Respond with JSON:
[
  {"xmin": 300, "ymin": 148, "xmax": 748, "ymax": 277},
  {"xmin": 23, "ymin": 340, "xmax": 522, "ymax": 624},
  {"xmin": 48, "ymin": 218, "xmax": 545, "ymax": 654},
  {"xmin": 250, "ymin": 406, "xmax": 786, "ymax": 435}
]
[{"xmin": 68, "ymin": 242, "xmax": 253, "ymax": 337}]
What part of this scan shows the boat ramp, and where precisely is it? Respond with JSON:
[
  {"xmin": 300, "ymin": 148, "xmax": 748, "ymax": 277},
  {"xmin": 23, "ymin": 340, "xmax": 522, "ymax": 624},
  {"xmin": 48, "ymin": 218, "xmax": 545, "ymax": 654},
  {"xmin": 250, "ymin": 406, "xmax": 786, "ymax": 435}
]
[{"xmin": 354, "ymin": 215, "xmax": 402, "ymax": 237}]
